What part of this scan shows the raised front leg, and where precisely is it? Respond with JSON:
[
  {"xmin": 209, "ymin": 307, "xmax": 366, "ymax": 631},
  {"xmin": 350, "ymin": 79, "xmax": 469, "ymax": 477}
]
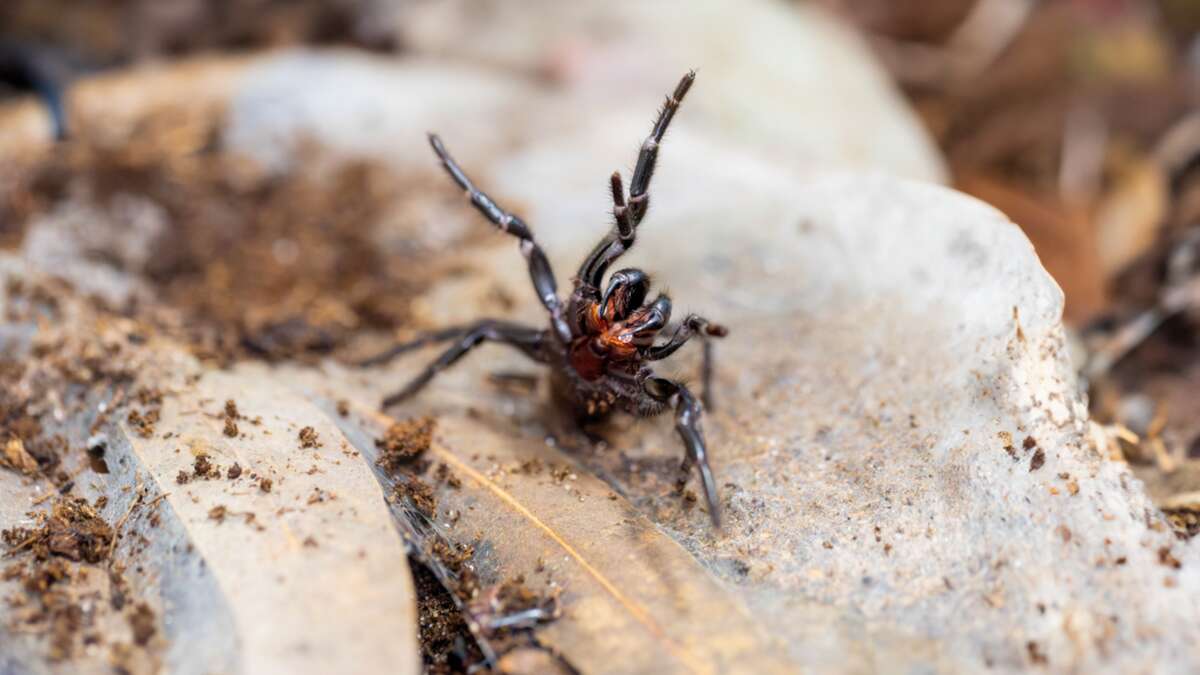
[
  {"xmin": 643, "ymin": 375, "xmax": 721, "ymax": 528},
  {"xmin": 647, "ymin": 315, "xmax": 728, "ymax": 410},
  {"xmin": 577, "ymin": 71, "xmax": 697, "ymax": 290},
  {"xmin": 428, "ymin": 134, "xmax": 572, "ymax": 343},
  {"xmin": 381, "ymin": 320, "xmax": 547, "ymax": 408}
]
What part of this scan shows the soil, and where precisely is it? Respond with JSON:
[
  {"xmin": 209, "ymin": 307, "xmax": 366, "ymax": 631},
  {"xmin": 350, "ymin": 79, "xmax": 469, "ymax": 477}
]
[
  {"xmin": 0, "ymin": 106, "xmax": 458, "ymax": 365},
  {"xmin": 0, "ymin": 0, "xmax": 399, "ymax": 72},
  {"xmin": 410, "ymin": 558, "xmax": 489, "ymax": 673},
  {"xmin": 2, "ymin": 497, "xmax": 113, "ymax": 564},
  {"xmin": 377, "ymin": 416, "xmax": 437, "ymax": 473},
  {"xmin": 1, "ymin": 496, "xmax": 157, "ymax": 665},
  {"xmin": 298, "ymin": 426, "xmax": 321, "ymax": 449}
]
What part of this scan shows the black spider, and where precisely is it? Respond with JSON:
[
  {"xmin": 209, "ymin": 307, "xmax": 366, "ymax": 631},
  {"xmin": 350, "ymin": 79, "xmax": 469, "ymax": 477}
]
[{"xmin": 363, "ymin": 71, "xmax": 728, "ymax": 526}]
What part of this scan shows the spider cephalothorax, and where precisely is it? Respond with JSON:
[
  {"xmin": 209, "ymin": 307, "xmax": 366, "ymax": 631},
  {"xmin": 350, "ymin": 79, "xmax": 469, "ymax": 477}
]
[{"xmin": 363, "ymin": 71, "xmax": 728, "ymax": 526}]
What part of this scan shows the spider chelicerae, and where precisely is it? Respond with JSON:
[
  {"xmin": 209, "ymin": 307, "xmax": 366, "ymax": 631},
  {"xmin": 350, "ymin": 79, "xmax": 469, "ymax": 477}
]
[{"xmin": 363, "ymin": 71, "xmax": 728, "ymax": 526}]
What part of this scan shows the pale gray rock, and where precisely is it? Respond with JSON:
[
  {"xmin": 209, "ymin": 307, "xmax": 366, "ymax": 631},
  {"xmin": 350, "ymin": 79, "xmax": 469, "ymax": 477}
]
[
  {"xmin": 0, "ymin": 261, "xmax": 421, "ymax": 675},
  {"xmin": 349, "ymin": 122, "xmax": 1199, "ymax": 672},
  {"xmin": 389, "ymin": 0, "xmax": 948, "ymax": 184},
  {"xmin": 206, "ymin": 48, "xmax": 1200, "ymax": 674}
]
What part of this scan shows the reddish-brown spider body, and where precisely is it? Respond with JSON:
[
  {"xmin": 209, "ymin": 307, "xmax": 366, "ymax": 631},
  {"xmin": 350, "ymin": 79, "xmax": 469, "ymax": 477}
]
[{"xmin": 367, "ymin": 71, "xmax": 728, "ymax": 526}]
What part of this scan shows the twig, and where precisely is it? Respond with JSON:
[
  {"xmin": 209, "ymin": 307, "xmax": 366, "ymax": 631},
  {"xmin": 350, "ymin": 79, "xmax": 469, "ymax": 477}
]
[{"xmin": 107, "ymin": 481, "xmax": 145, "ymax": 561}]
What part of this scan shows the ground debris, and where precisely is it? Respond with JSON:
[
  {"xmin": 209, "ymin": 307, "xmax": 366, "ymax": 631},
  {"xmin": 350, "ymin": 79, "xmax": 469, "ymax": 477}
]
[
  {"xmin": 128, "ymin": 602, "xmax": 157, "ymax": 646},
  {"xmin": 126, "ymin": 408, "xmax": 160, "ymax": 438},
  {"xmin": 207, "ymin": 505, "xmax": 228, "ymax": 524},
  {"xmin": 394, "ymin": 475, "xmax": 437, "ymax": 518},
  {"xmin": 2, "ymin": 497, "xmax": 114, "ymax": 563},
  {"xmin": 191, "ymin": 454, "xmax": 221, "ymax": 480},
  {"xmin": 434, "ymin": 463, "xmax": 462, "ymax": 489},
  {"xmin": 411, "ymin": 559, "xmax": 487, "ymax": 673},
  {"xmin": 377, "ymin": 416, "xmax": 436, "ymax": 472},
  {"xmin": 469, "ymin": 575, "xmax": 561, "ymax": 636},
  {"xmin": 298, "ymin": 426, "xmax": 321, "ymax": 449},
  {"xmin": 2, "ymin": 436, "xmax": 39, "ymax": 474}
]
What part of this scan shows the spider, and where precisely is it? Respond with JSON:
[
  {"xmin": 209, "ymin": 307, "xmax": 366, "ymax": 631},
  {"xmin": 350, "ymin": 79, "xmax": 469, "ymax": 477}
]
[{"xmin": 363, "ymin": 71, "xmax": 728, "ymax": 526}]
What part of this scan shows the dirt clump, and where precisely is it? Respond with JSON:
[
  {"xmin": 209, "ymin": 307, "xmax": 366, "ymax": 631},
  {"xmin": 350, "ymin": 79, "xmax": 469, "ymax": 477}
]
[
  {"xmin": 410, "ymin": 559, "xmax": 487, "ymax": 673},
  {"xmin": 377, "ymin": 416, "xmax": 436, "ymax": 473},
  {"xmin": 126, "ymin": 409, "xmax": 159, "ymax": 438},
  {"xmin": 377, "ymin": 416, "xmax": 439, "ymax": 518},
  {"xmin": 207, "ymin": 505, "xmax": 228, "ymax": 524},
  {"xmin": 394, "ymin": 475, "xmax": 437, "ymax": 518},
  {"xmin": 2, "ymin": 497, "xmax": 114, "ymax": 564},
  {"xmin": 469, "ymin": 575, "xmax": 561, "ymax": 637},
  {"xmin": 298, "ymin": 426, "xmax": 321, "ymax": 449},
  {"xmin": 191, "ymin": 454, "xmax": 221, "ymax": 480},
  {"xmin": 4, "ymin": 557, "xmax": 84, "ymax": 661},
  {"xmin": 434, "ymin": 463, "xmax": 462, "ymax": 489},
  {"xmin": 128, "ymin": 602, "xmax": 157, "ymax": 646}
]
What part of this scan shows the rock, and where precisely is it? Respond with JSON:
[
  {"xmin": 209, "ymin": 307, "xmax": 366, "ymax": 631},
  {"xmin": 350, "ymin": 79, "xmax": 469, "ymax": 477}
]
[
  {"xmin": 223, "ymin": 52, "xmax": 540, "ymax": 174},
  {"xmin": 347, "ymin": 127, "xmax": 1199, "ymax": 671},
  {"xmin": 0, "ymin": 265, "xmax": 421, "ymax": 675},
  {"xmin": 390, "ymin": 0, "xmax": 948, "ymax": 184}
]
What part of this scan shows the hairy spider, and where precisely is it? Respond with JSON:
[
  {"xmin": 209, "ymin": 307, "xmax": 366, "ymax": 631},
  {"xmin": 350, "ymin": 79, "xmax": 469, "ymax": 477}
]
[{"xmin": 363, "ymin": 71, "xmax": 728, "ymax": 526}]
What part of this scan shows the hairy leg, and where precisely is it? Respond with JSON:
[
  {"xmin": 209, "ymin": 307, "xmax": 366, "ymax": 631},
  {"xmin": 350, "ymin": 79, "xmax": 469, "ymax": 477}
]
[
  {"xmin": 577, "ymin": 71, "xmax": 697, "ymax": 289},
  {"xmin": 381, "ymin": 320, "xmax": 546, "ymax": 408},
  {"xmin": 428, "ymin": 134, "xmax": 572, "ymax": 343},
  {"xmin": 356, "ymin": 325, "xmax": 478, "ymax": 367},
  {"xmin": 643, "ymin": 375, "xmax": 721, "ymax": 528},
  {"xmin": 646, "ymin": 315, "xmax": 728, "ymax": 409}
]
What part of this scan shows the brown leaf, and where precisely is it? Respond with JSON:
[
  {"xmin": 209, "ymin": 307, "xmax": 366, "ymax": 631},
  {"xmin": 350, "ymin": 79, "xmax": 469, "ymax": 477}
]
[
  {"xmin": 957, "ymin": 172, "xmax": 1108, "ymax": 323},
  {"xmin": 1093, "ymin": 149, "xmax": 1168, "ymax": 278},
  {"xmin": 326, "ymin": 398, "xmax": 794, "ymax": 675}
]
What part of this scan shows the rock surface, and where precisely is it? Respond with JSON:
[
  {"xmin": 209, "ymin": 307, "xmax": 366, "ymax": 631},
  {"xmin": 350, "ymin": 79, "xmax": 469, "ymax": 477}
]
[
  {"xmin": 388, "ymin": 0, "xmax": 948, "ymax": 185},
  {"xmin": 0, "ymin": 263, "xmax": 421, "ymax": 675},
  {"xmin": 226, "ymin": 46, "xmax": 1196, "ymax": 673},
  {"xmin": 344, "ymin": 152, "xmax": 1200, "ymax": 672}
]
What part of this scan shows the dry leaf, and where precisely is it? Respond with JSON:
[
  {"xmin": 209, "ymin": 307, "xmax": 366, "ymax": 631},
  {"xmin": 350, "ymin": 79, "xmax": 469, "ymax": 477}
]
[
  {"xmin": 119, "ymin": 364, "xmax": 422, "ymax": 675},
  {"xmin": 319, "ymin": 397, "xmax": 794, "ymax": 675}
]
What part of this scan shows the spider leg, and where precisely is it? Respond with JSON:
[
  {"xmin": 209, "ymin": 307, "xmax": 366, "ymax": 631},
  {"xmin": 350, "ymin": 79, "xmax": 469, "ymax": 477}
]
[
  {"xmin": 643, "ymin": 376, "xmax": 721, "ymax": 528},
  {"xmin": 381, "ymin": 320, "xmax": 547, "ymax": 409},
  {"xmin": 646, "ymin": 314, "xmax": 728, "ymax": 410},
  {"xmin": 355, "ymin": 325, "xmax": 478, "ymax": 367},
  {"xmin": 427, "ymin": 134, "xmax": 572, "ymax": 343},
  {"xmin": 577, "ymin": 71, "xmax": 696, "ymax": 289},
  {"xmin": 629, "ymin": 70, "xmax": 695, "ymax": 222}
]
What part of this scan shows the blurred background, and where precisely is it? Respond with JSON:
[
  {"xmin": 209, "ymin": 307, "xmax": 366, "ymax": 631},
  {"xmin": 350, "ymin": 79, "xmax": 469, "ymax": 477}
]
[{"xmin": 1, "ymin": 0, "xmax": 1198, "ymax": 525}]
